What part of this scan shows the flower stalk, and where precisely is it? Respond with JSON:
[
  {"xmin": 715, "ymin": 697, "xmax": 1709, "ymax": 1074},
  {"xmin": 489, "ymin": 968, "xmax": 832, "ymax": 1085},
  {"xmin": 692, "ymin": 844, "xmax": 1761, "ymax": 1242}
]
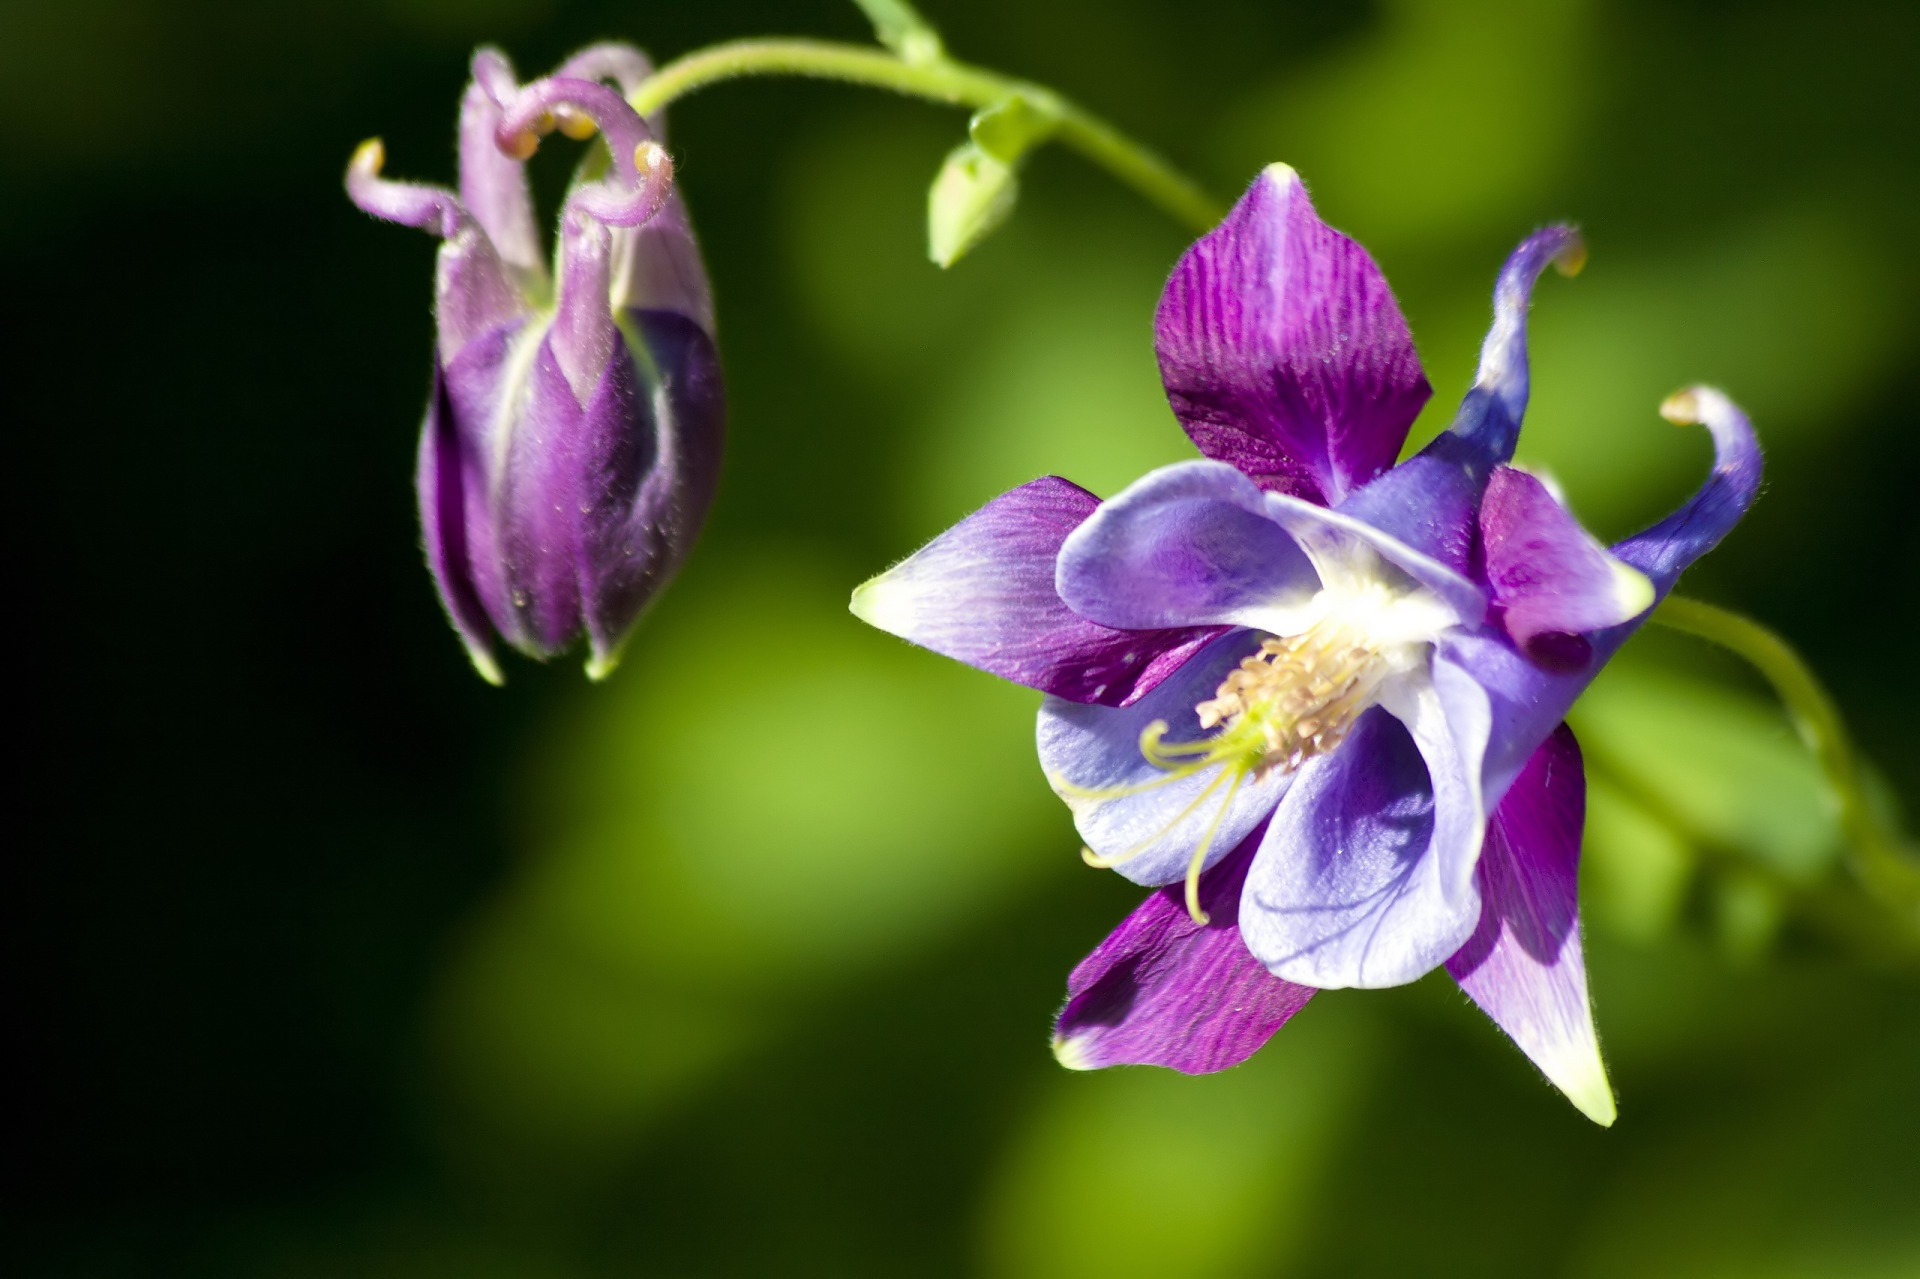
[
  {"xmin": 1653, "ymin": 594, "xmax": 1920, "ymax": 930},
  {"xmin": 625, "ymin": 38, "xmax": 1224, "ymax": 234}
]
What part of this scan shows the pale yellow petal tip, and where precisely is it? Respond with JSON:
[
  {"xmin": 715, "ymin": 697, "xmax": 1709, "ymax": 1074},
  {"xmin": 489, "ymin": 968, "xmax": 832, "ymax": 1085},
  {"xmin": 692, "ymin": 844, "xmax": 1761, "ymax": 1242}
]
[
  {"xmin": 1660, "ymin": 387, "xmax": 1704, "ymax": 425},
  {"xmin": 1568, "ymin": 1078, "xmax": 1618, "ymax": 1127},
  {"xmin": 584, "ymin": 650, "xmax": 622, "ymax": 682},
  {"xmin": 1262, "ymin": 161, "xmax": 1302, "ymax": 191},
  {"xmin": 1553, "ymin": 236, "xmax": 1589, "ymax": 278},
  {"xmin": 847, "ymin": 574, "xmax": 905, "ymax": 635},
  {"xmin": 1609, "ymin": 558, "xmax": 1656, "ymax": 619},
  {"xmin": 349, "ymin": 137, "xmax": 385, "ymax": 176},
  {"xmin": 1052, "ymin": 1033, "xmax": 1097, "ymax": 1071},
  {"xmin": 466, "ymin": 646, "xmax": 506, "ymax": 687},
  {"xmin": 1548, "ymin": 1047, "xmax": 1617, "ymax": 1126}
]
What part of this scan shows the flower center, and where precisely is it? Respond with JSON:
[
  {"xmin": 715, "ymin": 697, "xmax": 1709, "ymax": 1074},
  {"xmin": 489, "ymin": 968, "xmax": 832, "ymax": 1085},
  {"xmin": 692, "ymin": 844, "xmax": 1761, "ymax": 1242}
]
[{"xmin": 1193, "ymin": 626, "xmax": 1391, "ymax": 774}]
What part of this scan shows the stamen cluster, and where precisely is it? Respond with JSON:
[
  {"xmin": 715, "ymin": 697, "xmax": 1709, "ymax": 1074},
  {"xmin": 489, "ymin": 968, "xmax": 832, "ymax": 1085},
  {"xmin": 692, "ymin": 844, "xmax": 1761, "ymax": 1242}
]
[{"xmin": 1194, "ymin": 626, "xmax": 1390, "ymax": 774}]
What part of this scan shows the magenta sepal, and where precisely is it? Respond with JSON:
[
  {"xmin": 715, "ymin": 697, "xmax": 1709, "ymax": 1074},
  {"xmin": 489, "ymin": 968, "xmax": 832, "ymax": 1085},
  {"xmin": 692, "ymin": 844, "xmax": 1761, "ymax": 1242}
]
[{"xmin": 1055, "ymin": 821, "xmax": 1315, "ymax": 1074}]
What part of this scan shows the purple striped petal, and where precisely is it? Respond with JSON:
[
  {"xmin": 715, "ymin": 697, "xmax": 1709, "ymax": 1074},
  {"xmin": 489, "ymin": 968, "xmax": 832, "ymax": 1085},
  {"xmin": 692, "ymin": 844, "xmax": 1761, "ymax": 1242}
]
[
  {"xmin": 1038, "ymin": 632, "xmax": 1295, "ymax": 887},
  {"xmin": 1155, "ymin": 164, "xmax": 1430, "ymax": 506},
  {"xmin": 1238, "ymin": 672, "xmax": 1489, "ymax": 989},
  {"xmin": 1335, "ymin": 226, "xmax": 1583, "ymax": 574},
  {"xmin": 1481, "ymin": 466, "xmax": 1653, "ymax": 664},
  {"xmin": 1054, "ymin": 822, "xmax": 1316, "ymax": 1074},
  {"xmin": 852, "ymin": 478, "xmax": 1224, "ymax": 707},
  {"xmin": 1439, "ymin": 386, "xmax": 1763, "ymax": 805},
  {"xmin": 1055, "ymin": 461, "xmax": 1320, "ymax": 631},
  {"xmin": 1446, "ymin": 724, "xmax": 1614, "ymax": 1125}
]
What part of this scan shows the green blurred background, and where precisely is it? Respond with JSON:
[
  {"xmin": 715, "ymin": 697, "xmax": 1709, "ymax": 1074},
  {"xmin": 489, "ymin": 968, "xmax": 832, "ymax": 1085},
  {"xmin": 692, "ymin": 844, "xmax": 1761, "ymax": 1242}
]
[{"xmin": 7, "ymin": 0, "xmax": 1920, "ymax": 1273}]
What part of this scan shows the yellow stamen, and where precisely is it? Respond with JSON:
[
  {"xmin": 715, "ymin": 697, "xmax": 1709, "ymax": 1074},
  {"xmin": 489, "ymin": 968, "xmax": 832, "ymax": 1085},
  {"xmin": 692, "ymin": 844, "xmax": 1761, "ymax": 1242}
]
[
  {"xmin": 1080, "ymin": 766, "xmax": 1232, "ymax": 869},
  {"xmin": 1183, "ymin": 767, "xmax": 1245, "ymax": 924}
]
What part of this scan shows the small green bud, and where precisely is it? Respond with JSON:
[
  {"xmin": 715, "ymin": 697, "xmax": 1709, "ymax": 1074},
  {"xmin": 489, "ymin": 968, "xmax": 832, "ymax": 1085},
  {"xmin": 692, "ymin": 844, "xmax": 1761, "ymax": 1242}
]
[
  {"xmin": 927, "ymin": 140, "xmax": 1018, "ymax": 268},
  {"xmin": 850, "ymin": 0, "xmax": 945, "ymax": 65}
]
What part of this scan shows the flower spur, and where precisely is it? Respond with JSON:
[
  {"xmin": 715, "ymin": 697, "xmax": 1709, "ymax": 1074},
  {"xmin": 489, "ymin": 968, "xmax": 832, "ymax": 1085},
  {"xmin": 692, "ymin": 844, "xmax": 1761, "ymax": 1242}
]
[{"xmin": 852, "ymin": 164, "xmax": 1760, "ymax": 1123}]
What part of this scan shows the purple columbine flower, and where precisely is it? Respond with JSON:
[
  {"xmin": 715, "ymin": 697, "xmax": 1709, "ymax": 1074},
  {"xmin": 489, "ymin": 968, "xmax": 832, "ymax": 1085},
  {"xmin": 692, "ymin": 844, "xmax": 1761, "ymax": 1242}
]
[
  {"xmin": 851, "ymin": 164, "xmax": 1760, "ymax": 1124},
  {"xmin": 347, "ymin": 45, "xmax": 724, "ymax": 683}
]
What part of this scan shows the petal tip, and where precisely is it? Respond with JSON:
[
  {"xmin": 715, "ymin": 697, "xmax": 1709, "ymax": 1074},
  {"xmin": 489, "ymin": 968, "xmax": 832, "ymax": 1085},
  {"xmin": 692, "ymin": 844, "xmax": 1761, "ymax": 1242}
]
[
  {"xmin": 1659, "ymin": 387, "xmax": 1705, "ymax": 425},
  {"xmin": 847, "ymin": 574, "xmax": 900, "ymax": 634},
  {"xmin": 466, "ymin": 643, "xmax": 506, "ymax": 686},
  {"xmin": 1552, "ymin": 233, "xmax": 1588, "ymax": 278},
  {"xmin": 1052, "ymin": 1031, "xmax": 1099, "ymax": 1071},
  {"xmin": 1565, "ymin": 1068, "xmax": 1618, "ymax": 1127}
]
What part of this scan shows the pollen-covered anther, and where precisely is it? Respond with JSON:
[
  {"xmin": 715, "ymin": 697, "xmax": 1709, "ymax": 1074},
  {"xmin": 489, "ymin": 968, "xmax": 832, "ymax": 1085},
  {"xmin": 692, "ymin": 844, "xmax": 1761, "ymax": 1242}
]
[{"xmin": 1192, "ymin": 630, "xmax": 1390, "ymax": 774}]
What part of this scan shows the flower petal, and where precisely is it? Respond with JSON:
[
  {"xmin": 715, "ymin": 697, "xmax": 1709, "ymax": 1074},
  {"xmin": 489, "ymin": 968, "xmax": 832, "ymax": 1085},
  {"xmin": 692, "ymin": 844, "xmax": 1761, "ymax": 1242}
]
[
  {"xmin": 1155, "ymin": 164, "xmax": 1430, "ymax": 505},
  {"xmin": 1334, "ymin": 226, "xmax": 1582, "ymax": 574},
  {"xmin": 416, "ymin": 362, "xmax": 503, "ymax": 685},
  {"xmin": 1055, "ymin": 461, "xmax": 1321, "ymax": 631},
  {"xmin": 1262, "ymin": 491, "xmax": 1488, "ymax": 628},
  {"xmin": 1054, "ymin": 822, "xmax": 1315, "ymax": 1074},
  {"xmin": 1039, "ymin": 632, "xmax": 1294, "ymax": 887},
  {"xmin": 1481, "ymin": 465, "xmax": 1652, "ymax": 661},
  {"xmin": 1438, "ymin": 387, "xmax": 1763, "ymax": 805},
  {"xmin": 1446, "ymin": 723, "xmax": 1615, "ymax": 1126},
  {"xmin": 852, "ymin": 478, "xmax": 1224, "ymax": 707},
  {"xmin": 578, "ymin": 310, "xmax": 726, "ymax": 677},
  {"xmin": 1239, "ymin": 672, "xmax": 1489, "ymax": 990}
]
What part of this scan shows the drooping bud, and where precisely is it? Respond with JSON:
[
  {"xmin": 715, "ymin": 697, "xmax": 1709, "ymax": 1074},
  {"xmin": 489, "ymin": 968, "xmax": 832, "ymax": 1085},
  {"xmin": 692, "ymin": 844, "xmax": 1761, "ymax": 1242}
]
[{"xmin": 346, "ymin": 45, "xmax": 724, "ymax": 683}]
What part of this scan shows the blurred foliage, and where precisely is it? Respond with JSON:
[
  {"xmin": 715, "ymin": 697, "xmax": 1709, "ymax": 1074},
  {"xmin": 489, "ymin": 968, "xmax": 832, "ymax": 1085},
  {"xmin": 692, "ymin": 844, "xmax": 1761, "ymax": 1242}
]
[{"xmin": 6, "ymin": 0, "xmax": 1920, "ymax": 1275}]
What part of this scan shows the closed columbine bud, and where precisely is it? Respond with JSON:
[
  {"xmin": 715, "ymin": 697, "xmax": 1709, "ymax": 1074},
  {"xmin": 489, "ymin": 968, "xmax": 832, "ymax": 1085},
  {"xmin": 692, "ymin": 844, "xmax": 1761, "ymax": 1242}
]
[{"xmin": 347, "ymin": 45, "xmax": 724, "ymax": 683}]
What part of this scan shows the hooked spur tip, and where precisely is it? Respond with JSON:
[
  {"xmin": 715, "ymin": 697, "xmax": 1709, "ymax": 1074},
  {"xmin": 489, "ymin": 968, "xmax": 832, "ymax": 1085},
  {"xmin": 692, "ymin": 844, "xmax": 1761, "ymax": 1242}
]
[
  {"xmin": 349, "ymin": 137, "xmax": 385, "ymax": 177},
  {"xmin": 635, "ymin": 139, "xmax": 671, "ymax": 176},
  {"xmin": 1659, "ymin": 387, "xmax": 1704, "ymax": 425},
  {"xmin": 555, "ymin": 105, "xmax": 598, "ymax": 140},
  {"xmin": 1051, "ymin": 1032, "xmax": 1097, "ymax": 1071},
  {"xmin": 1552, "ymin": 234, "xmax": 1588, "ymax": 277}
]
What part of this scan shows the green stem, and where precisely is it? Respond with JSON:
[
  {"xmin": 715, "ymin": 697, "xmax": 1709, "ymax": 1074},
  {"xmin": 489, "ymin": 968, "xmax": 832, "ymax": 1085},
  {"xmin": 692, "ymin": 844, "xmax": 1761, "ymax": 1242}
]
[
  {"xmin": 1653, "ymin": 594, "xmax": 1920, "ymax": 927},
  {"xmin": 627, "ymin": 38, "xmax": 1225, "ymax": 234}
]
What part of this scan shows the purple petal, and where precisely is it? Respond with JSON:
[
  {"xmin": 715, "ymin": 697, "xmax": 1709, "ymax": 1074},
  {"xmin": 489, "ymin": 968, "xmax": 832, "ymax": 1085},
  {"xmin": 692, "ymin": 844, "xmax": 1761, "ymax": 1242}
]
[
  {"xmin": 578, "ymin": 309, "xmax": 726, "ymax": 676},
  {"xmin": 1238, "ymin": 672, "xmax": 1489, "ymax": 989},
  {"xmin": 1446, "ymin": 724, "xmax": 1615, "ymax": 1125},
  {"xmin": 1480, "ymin": 466, "xmax": 1653, "ymax": 661},
  {"xmin": 1155, "ymin": 164, "xmax": 1430, "ymax": 505},
  {"xmin": 1438, "ymin": 387, "xmax": 1763, "ymax": 805},
  {"xmin": 1055, "ymin": 461, "xmax": 1319, "ymax": 631},
  {"xmin": 1039, "ymin": 632, "xmax": 1295, "ymax": 887},
  {"xmin": 416, "ymin": 362, "xmax": 503, "ymax": 684},
  {"xmin": 851, "ymin": 478, "xmax": 1225, "ymax": 707},
  {"xmin": 1054, "ymin": 822, "xmax": 1316, "ymax": 1074},
  {"xmin": 613, "ymin": 191, "xmax": 716, "ymax": 336},
  {"xmin": 438, "ymin": 322, "xmax": 521, "ymax": 643},
  {"xmin": 1334, "ymin": 226, "xmax": 1583, "ymax": 574},
  {"xmin": 1261, "ymin": 491, "xmax": 1488, "ymax": 628},
  {"xmin": 496, "ymin": 339, "xmax": 591, "ymax": 654},
  {"xmin": 459, "ymin": 48, "xmax": 544, "ymax": 285}
]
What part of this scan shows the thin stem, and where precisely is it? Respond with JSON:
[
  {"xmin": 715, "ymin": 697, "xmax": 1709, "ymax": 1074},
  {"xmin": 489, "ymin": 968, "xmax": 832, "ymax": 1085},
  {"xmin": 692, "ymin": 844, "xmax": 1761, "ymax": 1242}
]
[
  {"xmin": 1653, "ymin": 594, "xmax": 1920, "ymax": 927},
  {"xmin": 628, "ymin": 38, "xmax": 1225, "ymax": 234}
]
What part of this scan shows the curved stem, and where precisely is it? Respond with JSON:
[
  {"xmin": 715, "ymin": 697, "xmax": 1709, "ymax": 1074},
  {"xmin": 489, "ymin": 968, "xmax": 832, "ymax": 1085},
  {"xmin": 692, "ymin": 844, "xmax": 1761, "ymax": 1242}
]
[
  {"xmin": 1653, "ymin": 594, "xmax": 1920, "ymax": 927},
  {"xmin": 627, "ymin": 38, "xmax": 1225, "ymax": 234}
]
